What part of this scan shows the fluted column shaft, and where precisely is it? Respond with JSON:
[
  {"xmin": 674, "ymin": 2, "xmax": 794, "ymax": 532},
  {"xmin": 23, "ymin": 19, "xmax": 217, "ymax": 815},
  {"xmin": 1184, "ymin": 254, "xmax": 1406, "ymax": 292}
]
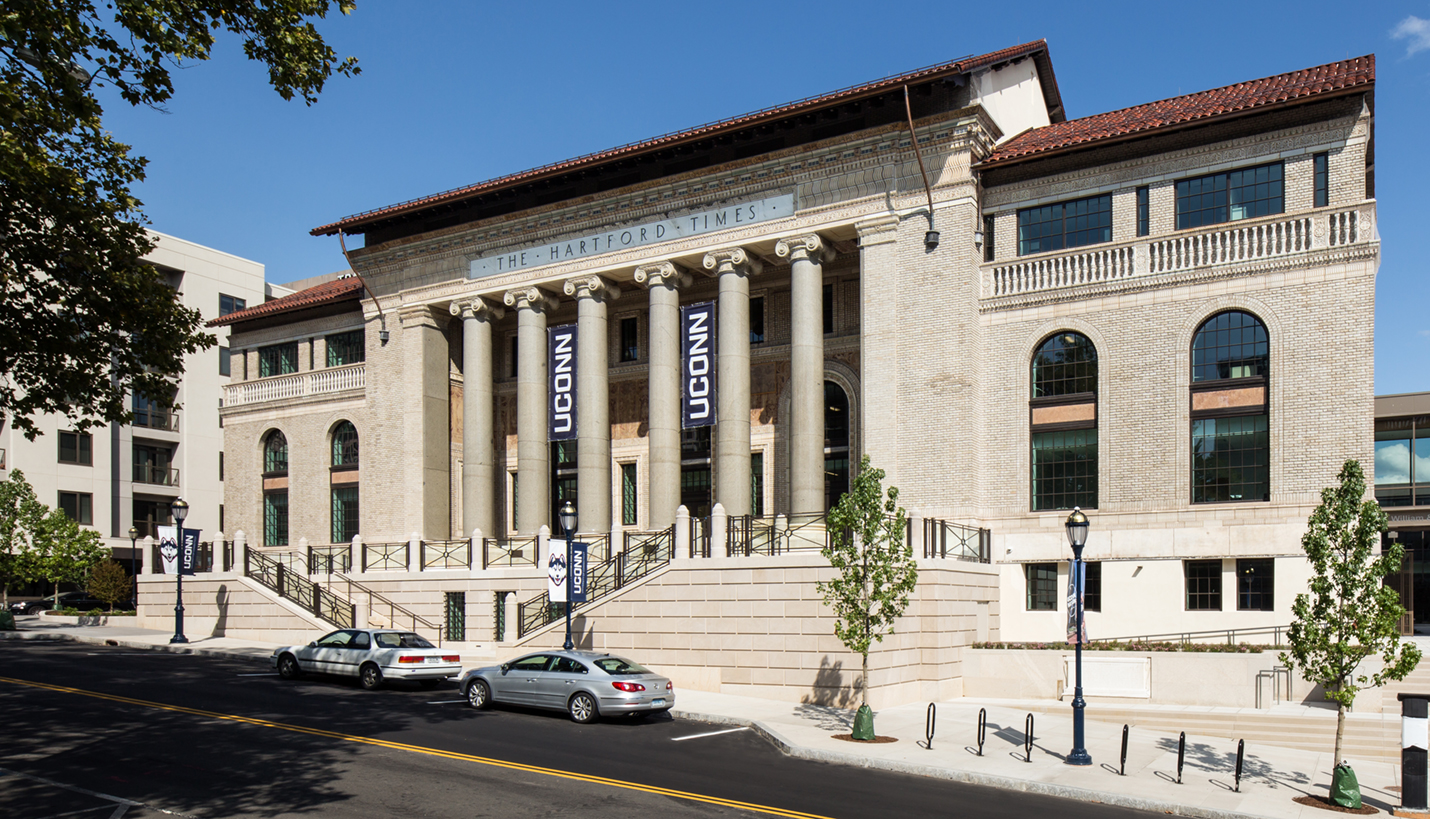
[
  {"xmin": 778, "ymin": 234, "xmax": 835, "ymax": 515},
  {"xmin": 635, "ymin": 262, "xmax": 691, "ymax": 530},
  {"xmin": 565, "ymin": 275, "xmax": 618, "ymax": 535},
  {"xmin": 504, "ymin": 287, "xmax": 558, "ymax": 534},
  {"xmin": 451, "ymin": 298, "xmax": 503, "ymax": 538},
  {"xmin": 703, "ymin": 248, "xmax": 762, "ymax": 517}
]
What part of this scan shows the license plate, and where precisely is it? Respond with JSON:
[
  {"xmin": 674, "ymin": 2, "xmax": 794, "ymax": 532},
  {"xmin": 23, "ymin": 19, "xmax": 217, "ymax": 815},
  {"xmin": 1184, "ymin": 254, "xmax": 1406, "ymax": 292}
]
[
  {"xmin": 425, "ymin": 657, "xmax": 441, "ymax": 664},
  {"xmin": 651, "ymin": 698, "xmax": 666, "ymax": 707}
]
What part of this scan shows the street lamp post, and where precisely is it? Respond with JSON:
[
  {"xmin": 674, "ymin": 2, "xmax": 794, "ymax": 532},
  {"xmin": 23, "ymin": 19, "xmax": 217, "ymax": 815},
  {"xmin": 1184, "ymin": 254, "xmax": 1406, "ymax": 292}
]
[
  {"xmin": 558, "ymin": 501, "xmax": 577, "ymax": 651},
  {"xmin": 128, "ymin": 527, "xmax": 138, "ymax": 610},
  {"xmin": 1065, "ymin": 506, "xmax": 1091, "ymax": 766},
  {"xmin": 170, "ymin": 498, "xmax": 189, "ymax": 644}
]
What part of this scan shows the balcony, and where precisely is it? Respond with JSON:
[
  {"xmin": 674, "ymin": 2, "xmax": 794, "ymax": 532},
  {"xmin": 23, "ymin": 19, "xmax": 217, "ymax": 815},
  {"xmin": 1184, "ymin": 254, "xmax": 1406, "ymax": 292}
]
[
  {"xmin": 981, "ymin": 202, "xmax": 1376, "ymax": 307},
  {"xmin": 134, "ymin": 463, "xmax": 180, "ymax": 487},
  {"xmin": 224, "ymin": 363, "xmax": 365, "ymax": 407},
  {"xmin": 132, "ymin": 409, "xmax": 179, "ymax": 432}
]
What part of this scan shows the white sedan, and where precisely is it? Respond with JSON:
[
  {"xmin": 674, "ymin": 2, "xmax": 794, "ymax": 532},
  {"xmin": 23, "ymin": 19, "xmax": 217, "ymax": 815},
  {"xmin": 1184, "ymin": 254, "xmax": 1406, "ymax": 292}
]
[{"xmin": 272, "ymin": 628, "xmax": 461, "ymax": 690}]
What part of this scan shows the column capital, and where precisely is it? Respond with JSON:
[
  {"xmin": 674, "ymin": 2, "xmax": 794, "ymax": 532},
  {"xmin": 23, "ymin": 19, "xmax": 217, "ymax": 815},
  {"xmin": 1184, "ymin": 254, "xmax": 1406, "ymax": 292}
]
[
  {"xmin": 502, "ymin": 286, "xmax": 559, "ymax": 312},
  {"xmin": 448, "ymin": 296, "xmax": 505, "ymax": 322},
  {"xmin": 633, "ymin": 260, "xmax": 692, "ymax": 290},
  {"xmin": 775, "ymin": 233, "xmax": 836, "ymax": 264},
  {"xmin": 398, "ymin": 303, "xmax": 446, "ymax": 328},
  {"xmin": 563, "ymin": 274, "xmax": 621, "ymax": 303},
  {"xmin": 702, "ymin": 247, "xmax": 763, "ymax": 278},
  {"xmin": 856, "ymin": 215, "xmax": 901, "ymax": 247}
]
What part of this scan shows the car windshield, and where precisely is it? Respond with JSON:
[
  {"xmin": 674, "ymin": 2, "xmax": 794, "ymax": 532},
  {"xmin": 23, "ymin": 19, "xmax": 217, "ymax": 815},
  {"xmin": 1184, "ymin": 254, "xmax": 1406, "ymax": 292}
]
[
  {"xmin": 375, "ymin": 632, "xmax": 434, "ymax": 649},
  {"xmin": 593, "ymin": 657, "xmax": 650, "ymax": 675}
]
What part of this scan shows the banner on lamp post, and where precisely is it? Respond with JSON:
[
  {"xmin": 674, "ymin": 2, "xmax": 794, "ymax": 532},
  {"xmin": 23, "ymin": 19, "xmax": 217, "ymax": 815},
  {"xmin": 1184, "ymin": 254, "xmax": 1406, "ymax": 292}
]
[
  {"xmin": 1066, "ymin": 559, "xmax": 1088, "ymax": 644},
  {"xmin": 179, "ymin": 528, "xmax": 200, "ymax": 576},
  {"xmin": 548, "ymin": 324, "xmax": 577, "ymax": 441},
  {"xmin": 681, "ymin": 301, "xmax": 716, "ymax": 429},
  {"xmin": 158, "ymin": 526, "xmax": 179, "ymax": 575},
  {"xmin": 570, "ymin": 543, "xmax": 587, "ymax": 603},
  {"xmin": 548, "ymin": 538, "xmax": 569, "ymax": 603}
]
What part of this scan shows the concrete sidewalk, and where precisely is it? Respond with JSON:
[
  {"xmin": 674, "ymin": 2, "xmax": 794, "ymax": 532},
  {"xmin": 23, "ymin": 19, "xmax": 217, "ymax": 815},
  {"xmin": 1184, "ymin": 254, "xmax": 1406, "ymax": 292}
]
[{"xmin": 0, "ymin": 618, "xmax": 1407, "ymax": 819}]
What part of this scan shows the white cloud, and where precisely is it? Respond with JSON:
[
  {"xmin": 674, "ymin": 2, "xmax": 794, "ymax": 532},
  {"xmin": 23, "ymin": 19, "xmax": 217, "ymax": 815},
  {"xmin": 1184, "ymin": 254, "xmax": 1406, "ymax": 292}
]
[{"xmin": 1392, "ymin": 15, "xmax": 1430, "ymax": 56}]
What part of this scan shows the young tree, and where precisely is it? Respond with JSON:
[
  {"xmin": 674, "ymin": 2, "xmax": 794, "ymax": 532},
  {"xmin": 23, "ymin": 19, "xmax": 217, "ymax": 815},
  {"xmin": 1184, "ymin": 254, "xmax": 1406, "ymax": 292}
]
[
  {"xmin": 1281, "ymin": 459, "xmax": 1420, "ymax": 802},
  {"xmin": 0, "ymin": 2, "xmax": 359, "ymax": 439},
  {"xmin": 817, "ymin": 456, "xmax": 917, "ymax": 740},
  {"xmin": 87, "ymin": 560, "xmax": 134, "ymax": 612},
  {"xmin": 34, "ymin": 507, "xmax": 108, "ymax": 611},
  {"xmin": 0, "ymin": 469, "xmax": 46, "ymax": 608}
]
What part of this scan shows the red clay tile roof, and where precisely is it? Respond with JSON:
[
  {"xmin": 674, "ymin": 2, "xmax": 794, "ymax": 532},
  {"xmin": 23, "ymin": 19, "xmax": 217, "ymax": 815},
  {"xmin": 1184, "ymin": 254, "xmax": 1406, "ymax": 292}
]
[
  {"xmin": 208, "ymin": 277, "xmax": 364, "ymax": 327},
  {"xmin": 982, "ymin": 55, "xmax": 1374, "ymax": 167},
  {"xmin": 312, "ymin": 40, "xmax": 1061, "ymax": 237}
]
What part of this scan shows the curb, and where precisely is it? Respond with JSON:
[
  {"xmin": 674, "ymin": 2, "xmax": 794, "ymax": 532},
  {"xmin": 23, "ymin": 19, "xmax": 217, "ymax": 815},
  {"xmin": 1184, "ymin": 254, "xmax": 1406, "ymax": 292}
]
[
  {"xmin": 670, "ymin": 707, "xmax": 1281, "ymax": 819},
  {"xmin": 0, "ymin": 629, "xmax": 275, "ymax": 659}
]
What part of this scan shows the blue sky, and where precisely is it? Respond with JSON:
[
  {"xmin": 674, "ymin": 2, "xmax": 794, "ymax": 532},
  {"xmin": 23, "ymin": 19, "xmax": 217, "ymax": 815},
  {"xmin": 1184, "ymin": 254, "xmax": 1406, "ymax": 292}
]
[{"xmin": 100, "ymin": 1, "xmax": 1428, "ymax": 394}]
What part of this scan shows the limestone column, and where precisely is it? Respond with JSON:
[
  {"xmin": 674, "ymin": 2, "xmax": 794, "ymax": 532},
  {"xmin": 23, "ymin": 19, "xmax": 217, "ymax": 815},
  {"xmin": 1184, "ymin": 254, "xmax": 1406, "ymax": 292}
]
[
  {"xmin": 633, "ymin": 261, "xmax": 691, "ymax": 530},
  {"xmin": 399, "ymin": 304, "xmax": 451, "ymax": 539},
  {"xmin": 777, "ymin": 233, "xmax": 836, "ymax": 515},
  {"xmin": 702, "ymin": 247, "xmax": 762, "ymax": 517},
  {"xmin": 503, "ymin": 286, "xmax": 558, "ymax": 534},
  {"xmin": 564, "ymin": 274, "xmax": 620, "ymax": 535},
  {"xmin": 450, "ymin": 297, "xmax": 504, "ymax": 540},
  {"xmin": 857, "ymin": 215, "xmax": 901, "ymax": 491}
]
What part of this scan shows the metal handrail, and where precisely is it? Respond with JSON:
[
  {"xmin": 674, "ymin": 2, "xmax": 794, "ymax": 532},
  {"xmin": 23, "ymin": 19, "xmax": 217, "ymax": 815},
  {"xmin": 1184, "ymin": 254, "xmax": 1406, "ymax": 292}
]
[
  {"xmin": 361, "ymin": 542, "xmax": 409, "ymax": 572},
  {"xmin": 518, "ymin": 527, "xmax": 674, "ymax": 638},
  {"xmin": 243, "ymin": 547, "xmax": 356, "ymax": 629},
  {"xmin": 1092, "ymin": 624, "xmax": 1292, "ymax": 646},
  {"xmin": 420, "ymin": 539, "xmax": 471, "ymax": 570},
  {"xmin": 132, "ymin": 410, "xmax": 179, "ymax": 432},
  {"xmin": 917, "ymin": 518, "xmax": 991, "ymax": 563},
  {"xmin": 483, "ymin": 536, "xmax": 538, "ymax": 569},
  {"xmin": 779, "ymin": 512, "xmax": 828, "ymax": 553},
  {"xmin": 332, "ymin": 572, "xmax": 440, "ymax": 640},
  {"xmin": 308, "ymin": 544, "xmax": 353, "ymax": 574},
  {"xmin": 133, "ymin": 464, "xmax": 180, "ymax": 486}
]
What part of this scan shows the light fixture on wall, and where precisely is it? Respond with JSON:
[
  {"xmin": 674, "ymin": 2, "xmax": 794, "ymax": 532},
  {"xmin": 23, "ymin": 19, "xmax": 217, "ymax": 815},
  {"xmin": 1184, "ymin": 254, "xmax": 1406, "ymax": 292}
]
[{"xmin": 974, "ymin": 228, "xmax": 985, "ymax": 249}]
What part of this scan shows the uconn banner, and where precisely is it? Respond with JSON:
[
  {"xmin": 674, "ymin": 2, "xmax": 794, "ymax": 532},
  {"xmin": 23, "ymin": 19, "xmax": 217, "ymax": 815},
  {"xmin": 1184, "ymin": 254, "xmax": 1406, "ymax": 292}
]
[
  {"xmin": 681, "ymin": 302, "xmax": 716, "ymax": 429},
  {"xmin": 548, "ymin": 324, "xmax": 577, "ymax": 440}
]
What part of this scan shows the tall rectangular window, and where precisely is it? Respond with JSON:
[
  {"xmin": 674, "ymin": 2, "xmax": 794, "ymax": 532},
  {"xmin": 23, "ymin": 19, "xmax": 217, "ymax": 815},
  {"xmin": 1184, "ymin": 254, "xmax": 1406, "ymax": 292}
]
[
  {"xmin": 58, "ymin": 431, "xmax": 92, "ymax": 465},
  {"xmin": 326, "ymin": 330, "xmax": 365, "ymax": 366},
  {"xmin": 1185, "ymin": 560, "xmax": 1222, "ymax": 610},
  {"xmin": 1313, "ymin": 152, "xmax": 1329, "ymax": 208},
  {"xmin": 1192, "ymin": 416, "xmax": 1270, "ymax": 503},
  {"xmin": 1237, "ymin": 558, "xmax": 1274, "ymax": 611},
  {"xmin": 494, "ymin": 591, "xmax": 512, "ymax": 641},
  {"xmin": 264, "ymin": 491, "xmax": 289, "ymax": 546},
  {"xmin": 258, "ymin": 342, "xmax": 298, "ymax": 377},
  {"xmin": 1176, "ymin": 162, "xmax": 1283, "ymax": 229},
  {"xmin": 620, "ymin": 463, "xmax": 638, "ymax": 526},
  {"xmin": 751, "ymin": 451, "xmax": 764, "ymax": 518},
  {"xmin": 1026, "ymin": 563, "xmax": 1058, "ymax": 611},
  {"xmin": 619, "ymin": 317, "xmax": 639, "ymax": 363},
  {"xmin": 510, "ymin": 472, "xmax": 519, "ymax": 531},
  {"xmin": 219, "ymin": 346, "xmax": 231, "ymax": 376},
  {"xmin": 58, "ymin": 491, "xmax": 93, "ymax": 525},
  {"xmin": 1031, "ymin": 429, "xmax": 1097, "ymax": 511},
  {"xmin": 982, "ymin": 214, "xmax": 995, "ymax": 262},
  {"xmin": 822, "ymin": 283, "xmax": 834, "ymax": 335},
  {"xmin": 219, "ymin": 294, "xmax": 246, "ymax": 316},
  {"xmin": 331, "ymin": 486, "xmax": 359, "ymax": 544},
  {"xmin": 749, "ymin": 297, "xmax": 766, "ymax": 344},
  {"xmin": 445, "ymin": 592, "xmax": 466, "ymax": 642},
  {"xmin": 1018, "ymin": 194, "xmax": 1113, "ymax": 256},
  {"xmin": 508, "ymin": 336, "xmax": 519, "ymax": 379},
  {"xmin": 1081, "ymin": 561, "xmax": 1101, "ymax": 612},
  {"xmin": 1136, "ymin": 186, "xmax": 1150, "ymax": 237},
  {"xmin": 219, "ymin": 451, "xmax": 224, "ymax": 482}
]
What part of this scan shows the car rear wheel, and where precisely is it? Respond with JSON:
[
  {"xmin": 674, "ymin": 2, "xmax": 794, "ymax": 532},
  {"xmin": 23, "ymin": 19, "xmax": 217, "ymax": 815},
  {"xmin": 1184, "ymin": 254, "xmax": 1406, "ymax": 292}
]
[
  {"xmin": 277, "ymin": 654, "xmax": 303, "ymax": 680},
  {"xmin": 359, "ymin": 663, "xmax": 383, "ymax": 691},
  {"xmin": 568, "ymin": 692, "xmax": 598, "ymax": 724},
  {"xmin": 26, "ymin": 606, "xmax": 43, "ymax": 616},
  {"xmin": 466, "ymin": 679, "xmax": 491, "ymax": 709}
]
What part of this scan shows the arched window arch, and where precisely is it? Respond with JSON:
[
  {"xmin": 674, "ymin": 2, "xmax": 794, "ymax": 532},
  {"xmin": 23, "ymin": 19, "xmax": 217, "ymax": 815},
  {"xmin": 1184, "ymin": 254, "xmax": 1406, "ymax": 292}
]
[
  {"xmin": 332, "ymin": 421, "xmax": 359, "ymax": 467},
  {"xmin": 330, "ymin": 421, "xmax": 360, "ymax": 543},
  {"xmin": 1191, "ymin": 311, "xmax": 1269, "ymax": 503},
  {"xmin": 261, "ymin": 430, "xmax": 288, "ymax": 546},
  {"xmin": 1030, "ymin": 332, "xmax": 1097, "ymax": 511},
  {"xmin": 263, "ymin": 430, "xmax": 288, "ymax": 476}
]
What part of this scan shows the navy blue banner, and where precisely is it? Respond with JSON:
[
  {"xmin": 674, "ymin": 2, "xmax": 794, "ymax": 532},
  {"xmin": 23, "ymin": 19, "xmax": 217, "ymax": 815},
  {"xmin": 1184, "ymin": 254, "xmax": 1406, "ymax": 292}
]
[
  {"xmin": 179, "ymin": 528, "xmax": 201, "ymax": 576},
  {"xmin": 548, "ymin": 324, "xmax": 577, "ymax": 441},
  {"xmin": 570, "ymin": 543, "xmax": 588, "ymax": 603},
  {"xmin": 681, "ymin": 302, "xmax": 716, "ymax": 429}
]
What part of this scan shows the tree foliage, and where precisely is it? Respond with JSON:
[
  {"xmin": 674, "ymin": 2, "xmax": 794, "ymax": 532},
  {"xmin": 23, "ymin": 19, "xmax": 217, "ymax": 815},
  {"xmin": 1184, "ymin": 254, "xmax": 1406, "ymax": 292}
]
[
  {"xmin": 0, "ymin": 469, "xmax": 46, "ymax": 606},
  {"xmin": 1281, "ymin": 459, "xmax": 1421, "ymax": 766},
  {"xmin": 817, "ymin": 456, "xmax": 917, "ymax": 710},
  {"xmin": 34, "ymin": 505, "xmax": 108, "ymax": 607},
  {"xmin": 0, "ymin": 1, "xmax": 359, "ymax": 438},
  {"xmin": 87, "ymin": 559, "xmax": 133, "ymax": 611}
]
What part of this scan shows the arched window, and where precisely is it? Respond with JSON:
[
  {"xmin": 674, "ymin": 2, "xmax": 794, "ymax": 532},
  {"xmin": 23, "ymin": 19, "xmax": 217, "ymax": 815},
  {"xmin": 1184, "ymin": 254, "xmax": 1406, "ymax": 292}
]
[
  {"xmin": 825, "ymin": 381, "xmax": 850, "ymax": 512},
  {"xmin": 1191, "ymin": 311, "xmax": 1269, "ymax": 503},
  {"xmin": 330, "ymin": 422, "xmax": 359, "ymax": 543},
  {"xmin": 264, "ymin": 430, "xmax": 288, "ymax": 475},
  {"xmin": 1030, "ymin": 332, "xmax": 1097, "ymax": 511},
  {"xmin": 262, "ymin": 430, "xmax": 288, "ymax": 546}
]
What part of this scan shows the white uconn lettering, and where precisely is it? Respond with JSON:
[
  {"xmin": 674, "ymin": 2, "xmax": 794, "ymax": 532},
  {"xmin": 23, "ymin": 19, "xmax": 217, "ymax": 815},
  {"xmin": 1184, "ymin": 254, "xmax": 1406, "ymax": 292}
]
[
  {"xmin": 681, "ymin": 302, "xmax": 715, "ymax": 428},
  {"xmin": 549, "ymin": 326, "xmax": 577, "ymax": 440}
]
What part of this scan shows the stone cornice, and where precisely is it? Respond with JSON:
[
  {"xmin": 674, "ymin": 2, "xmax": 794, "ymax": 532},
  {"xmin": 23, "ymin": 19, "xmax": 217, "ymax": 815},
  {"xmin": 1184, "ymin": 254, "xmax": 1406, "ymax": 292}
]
[
  {"xmin": 563, "ymin": 274, "xmax": 621, "ymax": 303},
  {"xmin": 632, "ymin": 261, "xmax": 692, "ymax": 290},
  {"xmin": 775, "ymin": 233, "xmax": 836, "ymax": 264},
  {"xmin": 448, "ymin": 297, "xmax": 504, "ymax": 322},
  {"xmin": 502, "ymin": 286, "xmax": 560, "ymax": 312},
  {"xmin": 702, "ymin": 247, "xmax": 763, "ymax": 278}
]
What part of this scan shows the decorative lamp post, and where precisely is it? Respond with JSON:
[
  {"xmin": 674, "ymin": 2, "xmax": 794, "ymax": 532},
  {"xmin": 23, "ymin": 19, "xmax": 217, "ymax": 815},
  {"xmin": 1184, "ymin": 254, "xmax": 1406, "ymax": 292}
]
[
  {"xmin": 128, "ymin": 526, "xmax": 138, "ymax": 609},
  {"xmin": 170, "ymin": 498, "xmax": 189, "ymax": 644},
  {"xmin": 1065, "ymin": 506, "xmax": 1092, "ymax": 766},
  {"xmin": 559, "ymin": 500, "xmax": 577, "ymax": 651}
]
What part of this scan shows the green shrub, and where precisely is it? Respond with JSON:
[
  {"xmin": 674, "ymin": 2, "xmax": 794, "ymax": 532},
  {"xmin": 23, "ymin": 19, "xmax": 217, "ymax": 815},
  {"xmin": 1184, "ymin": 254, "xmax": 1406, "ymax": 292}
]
[{"xmin": 972, "ymin": 640, "xmax": 1273, "ymax": 653}]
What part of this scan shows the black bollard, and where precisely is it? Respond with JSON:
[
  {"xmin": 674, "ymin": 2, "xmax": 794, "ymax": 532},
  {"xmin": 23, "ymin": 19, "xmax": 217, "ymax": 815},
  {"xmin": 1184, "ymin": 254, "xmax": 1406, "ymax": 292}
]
[
  {"xmin": 1025, "ymin": 713, "xmax": 1034, "ymax": 763},
  {"xmin": 1399, "ymin": 693, "xmax": 1430, "ymax": 812},
  {"xmin": 1235, "ymin": 739, "xmax": 1245, "ymax": 793},
  {"xmin": 1176, "ymin": 731, "xmax": 1186, "ymax": 784},
  {"xmin": 977, "ymin": 707, "xmax": 986, "ymax": 756},
  {"xmin": 923, "ymin": 703, "xmax": 936, "ymax": 750},
  {"xmin": 1120, "ymin": 724, "xmax": 1129, "ymax": 776}
]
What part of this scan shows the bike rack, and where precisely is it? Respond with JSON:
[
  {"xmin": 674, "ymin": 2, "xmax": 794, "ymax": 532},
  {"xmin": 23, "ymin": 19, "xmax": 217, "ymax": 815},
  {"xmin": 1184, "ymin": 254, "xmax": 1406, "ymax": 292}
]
[
  {"xmin": 1024, "ymin": 714, "xmax": 1034, "ymax": 763},
  {"xmin": 976, "ymin": 707, "xmax": 986, "ymax": 756},
  {"xmin": 1119, "ymin": 724, "xmax": 1129, "ymax": 776},
  {"xmin": 1176, "ymin": 731, "xmax": 1186, "ymax": 784}
]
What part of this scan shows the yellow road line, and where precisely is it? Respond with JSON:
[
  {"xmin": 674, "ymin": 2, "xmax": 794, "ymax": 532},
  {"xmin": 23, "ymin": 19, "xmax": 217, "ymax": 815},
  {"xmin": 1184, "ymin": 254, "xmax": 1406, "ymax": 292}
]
[{"xmin": 0, "ymin": 676, "xmax": 832, "ymax": 819}]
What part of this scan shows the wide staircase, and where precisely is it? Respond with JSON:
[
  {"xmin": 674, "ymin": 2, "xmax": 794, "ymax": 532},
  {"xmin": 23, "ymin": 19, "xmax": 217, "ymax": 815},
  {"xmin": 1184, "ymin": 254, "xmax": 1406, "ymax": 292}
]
[{"xmin": 244, "ymin": 547, "xmax": 441, "ymax": 638}]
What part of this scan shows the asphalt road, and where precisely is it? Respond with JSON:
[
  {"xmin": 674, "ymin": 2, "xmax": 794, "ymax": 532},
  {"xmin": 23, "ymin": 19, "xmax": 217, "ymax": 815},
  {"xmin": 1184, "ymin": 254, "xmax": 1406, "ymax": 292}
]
[{"xmin": 0, "ymin": 640, "xmax": 1158, "ymax": 818}]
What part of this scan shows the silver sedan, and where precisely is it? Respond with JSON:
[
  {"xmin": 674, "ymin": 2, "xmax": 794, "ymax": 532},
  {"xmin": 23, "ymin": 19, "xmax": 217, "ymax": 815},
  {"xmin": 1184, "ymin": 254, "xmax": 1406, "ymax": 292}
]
[
  {"xmin": 459, "ymin": 650, "xmax": 674, "ymax": 723},
  {"xmin": 272, "ymin": 628, "xmax": 462, "ymax": 690}
]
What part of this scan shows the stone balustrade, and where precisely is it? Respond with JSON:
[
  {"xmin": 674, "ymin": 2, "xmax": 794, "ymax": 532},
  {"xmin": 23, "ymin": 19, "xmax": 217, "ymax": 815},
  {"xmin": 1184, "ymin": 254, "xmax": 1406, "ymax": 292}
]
[{"xmin": 225, "ymin": 363, "xmax": 365, "ymax": 407}]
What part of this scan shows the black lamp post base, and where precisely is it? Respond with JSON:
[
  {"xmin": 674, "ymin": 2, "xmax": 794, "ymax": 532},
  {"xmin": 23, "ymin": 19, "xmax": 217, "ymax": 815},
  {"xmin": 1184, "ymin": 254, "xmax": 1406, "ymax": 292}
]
[
  {"xmin": 170, "ymin": 634, "xmax": 189, "ymax": 644},
  {"xmin": 1065, "ymin": 750, "xmax": 1092, "ymax": 766}
]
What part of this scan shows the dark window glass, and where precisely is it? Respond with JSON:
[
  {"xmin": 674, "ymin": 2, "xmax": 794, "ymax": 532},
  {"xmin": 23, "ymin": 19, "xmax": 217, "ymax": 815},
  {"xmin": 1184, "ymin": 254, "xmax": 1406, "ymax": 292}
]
[
  {"xmin": 508, "ymin": 336, "xmax": 519, "ymax": 378},
  {"xmin": 1017, "ymin": 194, "xmax": 1112, "ymax": 256},
  {"xmin": 552, "ymin": 657, "xmax": 588, "ymax": 674},
  {"xmin": 825, "ymin": 381, "xmax": 850, "ymax": 449},
  {"xmin": 1136, "ymin": 186, "xmax": 1150, "ymax": 237},
  {"xmin": 1192, "ymin": 416, "xmax": 1269, "ymax": 502},
  {"xmin": 331, "ymin": 486, "xmax": 359, "ymax": 544},
  {"xmin": 621, "ymin": 463, "xmax": 637, "ymax": 526},
  {"xmin": 493, "ymin": 590, "xmax": 511, "ymax": 641},
  {"xmin": 259, "ymin": 343, "xmax": 298, "ymax": 377},
  {"xmin": 1082, "ymin": 561, "xmax": 1101, "ymax": 612},
  {"xmin": 1314, "ymin": 153, "xmax": 1329, "ymax": 208},
  {"xmin": 1026, "ymin": 563, "xmax": 1058, "ymax": 611},
  {"xmin": 620, "ymin": 317, "xmax": 639, "ymax": 362},
  {"xmin": 1191, "ymin": 311, "xmax": 1268, "ymax": 382},
  {"xmin": 1032, "ymin": 429, "xmax": 1097, "ymax": 511},
  {"xmin": 326, "ymin": 330, "xmax": 365, "ymax": 366},
  {"xmin": 132, "ymin": 444, "xmax": 174, "ymax": 485},
  {"xmin": 1176, "ymin": 162, "xmax": 1283, "ymax": 229},
  {"xmin": 750, "ymin": 297, "xmax": 765, "ymax": 344},
  {"xmin": 264, "ymin": 431, "xmax": 288, "ymax": 475},
  {"xmin": 1373, "ymin": 420, "xmax": 1411, "ymax": 507},
  {"xmin": 1185, "ymin": 560, "xmax": 1222, "ymax": 610},
  {"xmin": 58, "ymin": 431, "xmax": 92, "ymax": 465},
  {"xmin": 983, "ymin": 214, "xmax": 995, "ymax": 262},
  {"xmin": 1237, "ymin": 558, "xmax": 1274, "ymax": 611},
  {"xmin": 680, "ymin": 464, "xmax": 712, "ymax": 519},
  {"xmin": 751, "ymin": 452, "xmax": 764, "ymax": 518},
  {"xmin": 264, "ymin": 491, "xmax": 289, "ymax": 546},
  {"xmin": 219, "ymin": 451, "xmax": 224, "ymax": 482},
  {"xmin": 219, "ymin": 346, "xmax": 231, "ymax": 376},
  {"xmin": 332, "ymin": 421, "xmax": 359, "ymax": 467},
  {"xmin": 510, "ymin": 472, "xmax": 518, "ymax": 532},
  {"xmin": 219, "ymin": 294, "xmax": 246, "ymax": 317},
  {"xmin": 553, "ymin": 472, "xmax": 577, "ymax": 531},
  {"xmin": 1032, "ymin": 333, "xmax": 1097, "ymax": 397},
  {"xmin": 822, "ymin": 283, "xmax": 834, "ymax": 335},
  {"xmin": 58, "ymin": 491, "xmax": 93, "ymax": 525}
]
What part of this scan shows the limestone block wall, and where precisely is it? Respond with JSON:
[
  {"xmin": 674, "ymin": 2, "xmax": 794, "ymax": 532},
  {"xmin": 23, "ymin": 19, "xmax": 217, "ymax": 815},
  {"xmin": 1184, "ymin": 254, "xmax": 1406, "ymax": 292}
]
[{"xmin": 136, "ymin": 573, "xmax": 328, "ymax": 646}]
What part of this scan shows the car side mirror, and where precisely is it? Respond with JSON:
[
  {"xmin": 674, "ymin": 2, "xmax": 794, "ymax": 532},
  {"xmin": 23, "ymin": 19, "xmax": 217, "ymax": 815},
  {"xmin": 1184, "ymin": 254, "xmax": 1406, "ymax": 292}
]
[
  {"xmin": 500, "ymin": 663, "xmax": 509, "ymax": 674},
  {"xmin": 308, "ymin": 641, "xmax": 316, "ymax": 647}
]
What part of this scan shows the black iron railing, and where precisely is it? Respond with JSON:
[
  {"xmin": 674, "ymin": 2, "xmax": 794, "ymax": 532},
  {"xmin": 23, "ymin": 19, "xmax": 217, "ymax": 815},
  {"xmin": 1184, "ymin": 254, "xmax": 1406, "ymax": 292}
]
[
  {"xmin": 517, "ymin": 527, "xmax": 674, "ymax": 638},
  {"xmin": 361, "ymin": 542, "xmax": 408, "ymax": 571},
  {"xmin": 331, "ymin": 572, "xmax": 439, "ymax": 642},
  {"xmin": 308, "ymin": 544, "xmax": 352, "ymax": 574},
  {"xmin": 916, "ymin": 518, "xmax": 991, "ymax": 563},
  {"xmin": 420, "ymin": 539, "xmax": 470, "ymax": 570},
  {"xmin": 243, "ymin": 547, "xmax": 356, "ymax": 629},
  {"xmin": 483, "ymin": 536, "xmax": 538, "ymax": 569},
  {"xmin": 1092, "ymin": 624, "xmax": 1291, "ymax": 646},
  {"xmin": 133, "ymin": 463, "xmax": 179, "ymax": 486}
]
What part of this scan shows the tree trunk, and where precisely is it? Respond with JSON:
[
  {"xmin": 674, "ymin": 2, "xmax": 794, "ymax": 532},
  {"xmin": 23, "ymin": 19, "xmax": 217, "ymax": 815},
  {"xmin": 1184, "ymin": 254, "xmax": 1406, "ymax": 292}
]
[
  {"xmin": 1334, "ymin": 701, "xmax": 1346, "ymax": 766},
  {"xmin": 861, "ymin": 650, "xmax": 869, "ymax": 709}
]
